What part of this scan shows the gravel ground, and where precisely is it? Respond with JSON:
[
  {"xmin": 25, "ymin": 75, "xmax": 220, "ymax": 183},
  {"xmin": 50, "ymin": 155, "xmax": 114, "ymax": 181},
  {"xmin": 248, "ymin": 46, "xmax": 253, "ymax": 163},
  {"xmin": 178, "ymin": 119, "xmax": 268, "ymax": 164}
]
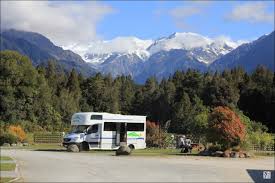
[{"xmin": 1, "ymin": 149, "xmax": 274, "ymax": 182}]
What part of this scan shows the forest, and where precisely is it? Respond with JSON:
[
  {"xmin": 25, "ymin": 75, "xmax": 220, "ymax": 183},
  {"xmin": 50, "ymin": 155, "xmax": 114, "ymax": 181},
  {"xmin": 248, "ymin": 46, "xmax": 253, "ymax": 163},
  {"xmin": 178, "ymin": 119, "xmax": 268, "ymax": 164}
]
[{"xmin": 0, "ymin": 50, "xmax": 274, "ymax": 139}]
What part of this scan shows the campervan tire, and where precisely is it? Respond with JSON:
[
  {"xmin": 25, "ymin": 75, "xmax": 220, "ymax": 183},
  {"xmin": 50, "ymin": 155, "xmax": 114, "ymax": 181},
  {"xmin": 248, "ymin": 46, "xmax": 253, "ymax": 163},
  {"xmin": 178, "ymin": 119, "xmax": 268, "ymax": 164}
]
[
  {"xmin": 128, "ymin": 144, "xmax": 135, "ymax": 151},
  {"xmin": 80, "ymin": 142, "xmax": 89, "ymax": 151}
]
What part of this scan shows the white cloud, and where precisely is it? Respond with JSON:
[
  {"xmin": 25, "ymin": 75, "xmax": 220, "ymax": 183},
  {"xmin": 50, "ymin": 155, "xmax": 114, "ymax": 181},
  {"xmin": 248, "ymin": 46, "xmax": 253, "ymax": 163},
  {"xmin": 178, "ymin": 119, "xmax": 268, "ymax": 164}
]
[
  {"xmin": 0, "ymin": 1, "xmax": 114, "ymax": 46},
  {"xmin": 169, "ymin": 6, "xmax": 201, "ymax": 19},
  {"xmin": 86, "ymin": 37, "xmax": 153, "ymax": 54},
  {"xmin": 226, "ymin": 2, "xmax": 274, "ymax": 23},
  {"xmin": 68, "ymin": 36, "xmax": 153, "ymax": 61},
  {"xmin": 167, "ymin": 1, "xmax": 211, "ymax": 30},
  {"xmin": 213, "ymin": 35, "xmax": 248, "ymax": 48}
]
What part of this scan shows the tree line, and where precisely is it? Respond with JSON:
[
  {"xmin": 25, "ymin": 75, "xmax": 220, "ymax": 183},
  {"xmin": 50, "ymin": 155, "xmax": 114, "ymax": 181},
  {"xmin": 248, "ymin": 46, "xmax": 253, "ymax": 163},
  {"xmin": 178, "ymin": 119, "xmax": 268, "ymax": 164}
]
[{"xmin": 0, "ymin": 50, "xmax": 274, "ymax": 133}]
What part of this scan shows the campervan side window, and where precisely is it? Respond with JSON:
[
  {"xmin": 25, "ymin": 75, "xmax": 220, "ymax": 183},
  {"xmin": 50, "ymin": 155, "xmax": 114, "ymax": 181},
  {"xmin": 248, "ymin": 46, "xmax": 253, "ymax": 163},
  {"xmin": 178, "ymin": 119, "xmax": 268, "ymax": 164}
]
[
  {"xmin": 127, "ymin": 123, "xmax": 144, "ymax": 131},
  {"xmin": 91, "ymin": 115, "xmax": 102, "ymax": 120},
  {"xmin": 104, "ymin": 122, "xmax": 116, "ymax": 131}
]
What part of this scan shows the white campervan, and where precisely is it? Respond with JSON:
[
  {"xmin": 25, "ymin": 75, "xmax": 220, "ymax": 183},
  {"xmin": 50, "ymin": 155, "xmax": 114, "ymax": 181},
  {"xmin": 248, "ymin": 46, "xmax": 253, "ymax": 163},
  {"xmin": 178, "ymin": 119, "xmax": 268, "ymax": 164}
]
[{"xmin": 63, "ymin": 112, "xmax": 146, "ymax": 151}]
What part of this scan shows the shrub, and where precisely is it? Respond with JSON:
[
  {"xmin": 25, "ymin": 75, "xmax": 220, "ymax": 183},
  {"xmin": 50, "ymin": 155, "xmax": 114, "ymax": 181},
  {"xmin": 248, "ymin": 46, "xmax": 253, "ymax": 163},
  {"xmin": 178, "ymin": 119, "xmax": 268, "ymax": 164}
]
[
  {"xmin": 146, "ymin": 121, "xmax": 173, "ymax": 148},
  {"xmin": 208, "ymin": 106, "xmax": 246, "ymax": 149},
  {"xmin": 8, "ymin": 125, "xmax": 26, "ymax": 142},
  {"xmin": 208, "ymin": 144, "xmax": 223, "ymax": 152},
  {"xmin": 247, "ymin": 131, "xmax": 274, "ymax": 148},
  {"xmin": 146, "ymin": 121, "xmax": 161, "ymax": 147},
  {"xmin": 237, "ymin": 111, "xmax": 272, "ymax": 150},
  {"xmin": 0, "ymin": 132, "xmax": 18, "ymax": 145}
]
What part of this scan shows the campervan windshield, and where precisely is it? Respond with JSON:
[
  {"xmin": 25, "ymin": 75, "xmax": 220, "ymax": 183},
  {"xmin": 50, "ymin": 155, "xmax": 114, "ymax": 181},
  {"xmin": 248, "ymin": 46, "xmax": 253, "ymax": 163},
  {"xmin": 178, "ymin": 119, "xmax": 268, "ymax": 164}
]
[{"xmin": 70, "ymin": 125, "xmax": 89, "ymax": 133}]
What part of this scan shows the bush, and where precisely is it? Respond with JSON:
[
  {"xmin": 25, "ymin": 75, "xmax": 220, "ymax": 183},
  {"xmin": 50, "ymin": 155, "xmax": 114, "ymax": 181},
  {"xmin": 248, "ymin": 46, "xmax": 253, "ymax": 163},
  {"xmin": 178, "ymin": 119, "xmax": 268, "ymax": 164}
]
[
  {"xmin": 146, "ymin": 121, "xmax": 161, "ymax": 147},
  {"xmin": 0, "ymin": 133, "xmax": 18, "ymax": 145},
  {"xmin": 146, "ymin": 121, "xmax": 174, "ymax": 148},
  {"xmin": 8, "ymin": 125, "xmax": 26, "ymax": 142},
  {"xmin": 246, "ymin": 131, "xmax": 274, "ymax": 148},
  {"xmin": 208, "ymin": 106, "xmax": 246, "ymax": 149},
  {"xmin": 208, "ymin": 144, "xmax": 223, "ymax": 152},
  {"xmin": 236, "ymin": 111, "xmax": 273, "ymax": 150}
]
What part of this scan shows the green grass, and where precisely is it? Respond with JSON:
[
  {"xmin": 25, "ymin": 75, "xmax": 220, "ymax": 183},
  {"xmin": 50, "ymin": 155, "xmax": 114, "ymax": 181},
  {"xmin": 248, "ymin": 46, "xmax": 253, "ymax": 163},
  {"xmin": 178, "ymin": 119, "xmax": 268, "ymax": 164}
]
[
  {"xmin": 132, "ymin": 148, "xmax": 199, "ymax": 156},
  {"xmin": 30, "ymin": 143, "xmax": 65, "ymax": 150},
  {"xmin": 0, "ymin": 177, "xmax": 15, "ymax": 183},
  {"xmin": 26, "ymin": 133, "xmax": 34, "ymax": 144},
  {"xmin": 254, "ymin": 151, "xmax": 275, "ymax": 157},
  {"xmin": 0, "ymin": 156, "xmax": 12, "ymax": 161},
  {"xmin": 1, "ymin": 143, "xmax": 200, "ymax": 156},
  {"xmin": 0, "ymin": 143, "xmax": 65, "ymax": 150},
  {"xmin": 0, "ymin": 163, "xmax": 16, "ymax": 171},
  {"xmin": 86, "ymin": 148, "xmax": 199, "ymax": 156}
]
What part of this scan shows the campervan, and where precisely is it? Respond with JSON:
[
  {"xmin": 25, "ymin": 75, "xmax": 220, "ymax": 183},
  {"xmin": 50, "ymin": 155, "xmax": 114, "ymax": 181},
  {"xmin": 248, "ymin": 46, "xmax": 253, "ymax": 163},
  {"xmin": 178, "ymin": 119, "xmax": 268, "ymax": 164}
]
[{"xmin": 63, "ymin": 112, "xmax": 146, "ymax": 151}]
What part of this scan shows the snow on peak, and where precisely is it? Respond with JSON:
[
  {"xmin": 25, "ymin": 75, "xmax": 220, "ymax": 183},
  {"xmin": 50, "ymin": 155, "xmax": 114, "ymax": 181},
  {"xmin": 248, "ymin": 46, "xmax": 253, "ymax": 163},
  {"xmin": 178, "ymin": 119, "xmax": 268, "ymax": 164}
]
[
  {"xmin": 85, "ymin": 37, "xmax": 153, "ymax": 59},
  {"xmin": 63, "ymin": 32, "xmax": 245, "ymax": 64},
  {"xmin": 212, "ymin": 35, "xmax": 245, "ymax": 49},
  {"xmin": 148, "ymin": 32, "xmax": 213, "ymax": 54}
]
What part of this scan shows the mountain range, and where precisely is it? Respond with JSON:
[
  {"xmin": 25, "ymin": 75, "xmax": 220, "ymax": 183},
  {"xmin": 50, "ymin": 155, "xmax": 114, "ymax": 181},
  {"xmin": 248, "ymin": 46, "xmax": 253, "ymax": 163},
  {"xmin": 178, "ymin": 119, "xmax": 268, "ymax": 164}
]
[
  {"xmin": 0, "ymin": 29, "xmax": 95, "ymax": 76},
  {"xmin": 1, "ymin": 29, "xmax": 274, "ymax": 83},
  {"xmin": 211, "ymin": 31, "xmax": 274, "ymax": 72}
]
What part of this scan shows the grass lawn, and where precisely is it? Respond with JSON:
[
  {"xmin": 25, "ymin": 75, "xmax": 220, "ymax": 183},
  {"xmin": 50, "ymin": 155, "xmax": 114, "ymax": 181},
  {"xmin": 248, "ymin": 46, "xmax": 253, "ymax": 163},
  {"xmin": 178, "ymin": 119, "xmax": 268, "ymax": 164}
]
[
  {"xmin": 0, "ymin": 163, "xmax": 16, "ymax": 171},
  {"xmin": 86, "ymin": 148, "xmax": 199, "ymax": 156},
  {"xmin": 0, "ymin": 156, "xmax": 12, "ymax": 161},
  {"xmin": 132, "ymin": 148, "xmax": 199, "ymax": 156},
  {"xmin": 254, "ymin": 151, "xmax": 275, "ymax": 157},
  {"xmin": 0, "ymin": 177, "xmax": 15, "ymax": 183},
  {"xmin": 1, "ymin": 143, "xmax": 200, "ymax": 156},
  {"xmin": 0, "ymin": 143, "xmax": 65, "ymax": 151}
]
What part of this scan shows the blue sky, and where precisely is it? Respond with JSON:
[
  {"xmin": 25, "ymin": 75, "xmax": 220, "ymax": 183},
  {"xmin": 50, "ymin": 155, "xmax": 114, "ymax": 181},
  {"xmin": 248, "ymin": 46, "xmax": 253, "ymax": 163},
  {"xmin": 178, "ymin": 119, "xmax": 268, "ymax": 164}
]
[
  {"xmin": 97, "ymin": 1, "xmax": 274, "ymax": 41},
  {"xmin": 1, "ymin": 1, "xmax": 274, "ymax": 46}
]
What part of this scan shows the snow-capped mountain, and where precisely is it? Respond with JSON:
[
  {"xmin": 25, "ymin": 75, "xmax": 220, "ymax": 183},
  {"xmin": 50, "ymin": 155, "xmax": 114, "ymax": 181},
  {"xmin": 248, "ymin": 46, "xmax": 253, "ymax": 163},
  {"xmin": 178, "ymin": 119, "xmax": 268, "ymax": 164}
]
[
  {"xmin": 147, "ymin": 32, "xmax": 240, "ymax": 64},
  {"xmin": 211, "ymin": 31, "xmax": 274, "ymax": 72},
  {"xmin": 72, "ymin": 32, "xmax": 240, "ymax": 66},
  {"xmin": 68, "ymin": 32, "xmax": 242, "ymax": 80},
  {"xmin": 2, "ymin": 29, "xmax": 273, "ymax": 83},
  {"xmin": 77, "ymin": 37, "xmax": 153, "ymax": 64}
]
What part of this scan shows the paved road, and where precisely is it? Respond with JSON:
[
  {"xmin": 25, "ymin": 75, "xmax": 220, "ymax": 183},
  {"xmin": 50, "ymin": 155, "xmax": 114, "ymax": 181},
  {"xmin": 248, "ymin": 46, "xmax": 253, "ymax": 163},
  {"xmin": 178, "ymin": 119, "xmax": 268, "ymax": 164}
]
[{"xmin": 1, "ymin": 149, "xmax": 274, "ymax": 182}]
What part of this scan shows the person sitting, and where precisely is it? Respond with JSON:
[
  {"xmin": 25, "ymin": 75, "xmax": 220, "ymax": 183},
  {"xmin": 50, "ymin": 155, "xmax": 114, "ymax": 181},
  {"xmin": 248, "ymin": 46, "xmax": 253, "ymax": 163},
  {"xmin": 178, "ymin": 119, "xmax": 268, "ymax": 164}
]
[{"xmin": 180, "ymin": 136, "xmax": 192, "ymax": 153}]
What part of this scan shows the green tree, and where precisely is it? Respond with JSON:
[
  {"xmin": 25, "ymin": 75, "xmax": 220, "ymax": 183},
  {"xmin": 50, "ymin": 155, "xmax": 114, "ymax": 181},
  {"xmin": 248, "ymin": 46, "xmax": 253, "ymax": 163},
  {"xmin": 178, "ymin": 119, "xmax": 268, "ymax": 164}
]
[
  {"xmin": 203, "ymin": 75, "xmax": 239, "ymax": 107},
  {"xmin": 170, "ymin": 92, "xmax": 193, "ymax": 133}
]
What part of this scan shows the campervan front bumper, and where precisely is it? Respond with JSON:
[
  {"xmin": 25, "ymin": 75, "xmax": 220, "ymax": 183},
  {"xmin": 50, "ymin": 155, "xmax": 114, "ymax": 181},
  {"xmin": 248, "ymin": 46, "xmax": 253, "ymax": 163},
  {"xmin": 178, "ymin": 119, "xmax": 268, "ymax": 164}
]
[
  {"xmin": 62, "ymin": 138, "xmax": 71, "ymax": 147},
  {"xmin": 62, "ymin": 137, "xmax": 81, "ymax": 146}
]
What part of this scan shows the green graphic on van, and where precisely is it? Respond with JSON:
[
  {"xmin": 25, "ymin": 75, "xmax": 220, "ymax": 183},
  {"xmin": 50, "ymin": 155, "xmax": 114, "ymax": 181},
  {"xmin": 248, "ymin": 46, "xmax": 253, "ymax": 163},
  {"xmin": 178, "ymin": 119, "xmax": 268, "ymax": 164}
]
[{"xmin": 127, "ymin": 132, "xmax": 142, "ymax": 137}]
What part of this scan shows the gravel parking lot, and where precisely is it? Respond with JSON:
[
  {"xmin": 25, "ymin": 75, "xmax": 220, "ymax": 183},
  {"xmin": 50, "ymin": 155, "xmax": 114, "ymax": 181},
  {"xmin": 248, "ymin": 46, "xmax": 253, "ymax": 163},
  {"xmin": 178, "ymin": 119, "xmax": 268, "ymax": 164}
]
[{"xmin": 1, "ymin": 149, "xmax": 274, "ymax": 182}]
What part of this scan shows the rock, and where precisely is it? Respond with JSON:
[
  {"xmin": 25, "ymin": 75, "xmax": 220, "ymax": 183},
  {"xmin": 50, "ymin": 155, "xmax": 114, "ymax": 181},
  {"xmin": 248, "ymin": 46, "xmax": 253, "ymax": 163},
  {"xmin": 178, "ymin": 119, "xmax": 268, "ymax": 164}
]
[
  {"xmin": 239, "ymin": 152, "xmax": 245, "ymax": 158},
  {"xmin": 67, "ymin": 144, "xmax": 79, "ymax": 152},
  {"xmin": 214, "ymin": 151, "xmax": 224, "ymax": 157},
  {"xmin": 22, "ymin": 143, "xmax": 29, "ymax": 146},
  {"xmin": 198, "ymin": 150, "xmax": 211, "ymax": 156},
  {"xmin": 198, "ymin": 144, "xmax": 206, "ymax": 151},
  {"xmin": 2, "ymin": 143, "xmax": 10, "ymax": 147},
  {"xmin": 230, "ymin": 151, "xmax": 239, "ymax": 158},
  {"xmin": 11, "ymin": 143, "xmax": 17, "ymax": 147},
  {"xmin": 17, "ymin": 142, "xmax": 23, "ymax": 147},
  {"xmin": 223, "ymin": 150, "xmax": 231, "ymax": 158},
  {"xmin": 210, "ymin": 151, "xmax": 216, "ymax": 156},
  {"xmin": 116, "ymin": 145, "xmax": 132, "ymax": 156},
  {"xmin": 244, "ymin": 152, "xmax": 252, "ymax": 158}
]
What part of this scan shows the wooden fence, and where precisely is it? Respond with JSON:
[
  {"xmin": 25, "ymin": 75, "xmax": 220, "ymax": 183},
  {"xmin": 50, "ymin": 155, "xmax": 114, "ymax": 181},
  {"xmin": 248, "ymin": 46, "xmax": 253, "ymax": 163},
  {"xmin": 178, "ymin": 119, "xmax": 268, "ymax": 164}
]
[
  {"xmin": 34, "ymin": 133, "xmax": 63, "ymax": 143},
  {"xmin": 249, "ymin": 144, "xmax": 274, "ymax": 152}
]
